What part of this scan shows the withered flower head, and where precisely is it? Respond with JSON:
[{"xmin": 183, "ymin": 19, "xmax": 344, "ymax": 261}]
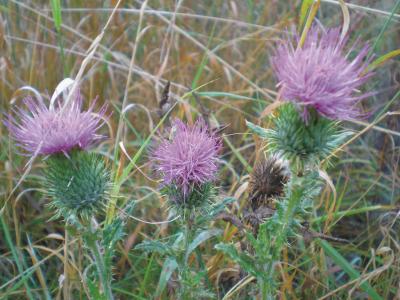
[{"xmin": 248, "ymin": 154, "xmax": 290, "ymax": 211}]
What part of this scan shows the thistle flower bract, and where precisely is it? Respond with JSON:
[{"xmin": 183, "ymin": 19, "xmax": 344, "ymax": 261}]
[
  {"xmin": 45, "ymin": 150, "xmax": 110, "ymax": 219},
  {"xmin": 248, "ymin": 155, "xmax": 290, "ymax": 211},
  {"xmin": 5, "ymin": 92, "xmax": 106, "ymax": 155},
  {"xmin": 152, "ymin": 119, "xmax": 221, "ymax": 203},
  {"xmin": 272, "ymin": 26, "xmax": 373, "ymax": 121},
  {"xmin": 246, "ymin": 103, "xmax": 353, "ymax": 166}
]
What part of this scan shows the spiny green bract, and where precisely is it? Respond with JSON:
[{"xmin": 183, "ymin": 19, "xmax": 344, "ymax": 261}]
[
  {"xmin": 162, "ymin": 182, "xmax": 216, "ymax": 210},
  {"xmin": 247, "ymin": 103, "xmax": 353, "ymax": 167},
  {"xmin": 45, "ymin": 150, "xmax": 110, "ymax": 220}
]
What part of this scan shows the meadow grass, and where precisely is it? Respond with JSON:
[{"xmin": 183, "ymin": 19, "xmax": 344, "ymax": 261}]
[{"xmin": 0, "ymin": 0, "xmax": 399, "ymax": 299}]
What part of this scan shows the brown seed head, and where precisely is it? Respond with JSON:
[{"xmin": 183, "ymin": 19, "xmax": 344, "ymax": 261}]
[{"xmin": 248, "ymin": 155, "xmax": 290, "ymax": 211}]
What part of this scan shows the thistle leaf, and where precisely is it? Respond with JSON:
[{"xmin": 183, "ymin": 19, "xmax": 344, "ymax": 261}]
[
  {"xmin": 156, "ymin": 257, "xmax": 178, "ymax": 297},
  {"xmin": 186, "ymin": 229, "xmax": 222, "ymax": 260},
  {"xmin": 215, "ymin": 243, "xmax": 258, "ymax": 277},
  {"xmin": 135, "ymin": 240, "xmax": 173, "ymax": 256},
  {"xmin": 246, "ymin": 120, "xmax": 269, "ymax": 139},
  {"xmin": 196, "ymin": 197, "xmax": 236, "ymax": 225}
]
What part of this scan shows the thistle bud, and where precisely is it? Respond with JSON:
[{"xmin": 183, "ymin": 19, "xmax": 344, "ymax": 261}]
[
  {"xmin": 45, "ymin": 150, "xmax": 110, "ymax": 220},
  {"xmin": 248, "ymin": 103, "xmax": 353, "ymax": 167}
]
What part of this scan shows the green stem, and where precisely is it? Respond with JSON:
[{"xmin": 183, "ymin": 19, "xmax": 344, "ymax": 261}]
[
  {"xmin": 87, "ymin": 219, "xmax": 114, "ymax": 300},
  {"xmin": 260, "ymin": 278, "xmax": 273, "ymax": 300},
  {"xmin": 179, "ymin": 209, "xmax": 194, "ymax": 300},
  {"xmin": 258, "ymin": 174, "xmax": 304, "ymax": 299},
  {"xmin": 259, "ymin": 262, "xmax": 275, "ymax": 300}
]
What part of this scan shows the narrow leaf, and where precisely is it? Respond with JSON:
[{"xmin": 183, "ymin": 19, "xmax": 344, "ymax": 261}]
[
  {"xmin": 246, "ymin": 120, "xmax": 269, "ymax": 139},
  {"xmin": 156, "ymin": 257, "xmax": 178, "ymax": 297},
  {"xmin": 300, "ymin": 0, "xmax": 314, "ymax": 26},
  {"xmin": 338, "ymin": 0, "xmax": 350, "ymax": 40},
  {"xmin": 319, "ymin": 239, "xmax": 382, "ymax": 300},
  {"xmin": 368, "ymin": 49, "xmax": 400, "ymax": 70},
  {"xmin": 298, "ymin": 0, "xmax": 321, "ymax": 48},
  {"xmin": 186, "ymin": 229, "xmax": 222, "ymax": 260},
  {"xmin": 50, "ymin": 0, "xmax": 62, "ymax": 32}
]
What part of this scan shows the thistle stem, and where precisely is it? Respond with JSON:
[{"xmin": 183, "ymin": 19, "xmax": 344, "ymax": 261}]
[
  {"xmin": 258, "ymin": 173, "xmax": 303, "ymax": 299},
  {"xmin": 179, "ymin": 209, "xmax": 194, "ymax": 300},
  {"xmin": 63, "ymin": 229, "xmax": 70, "ymax": 300},
  {"xmin": 259, "ymin": 261, "xmax": 275, "ymax": 300},
  {"xmin": 260, "ymin": 278, "xmax": 274, "ymax": 300},
  {"xmin": 87, "ymin": 219, "xmax": 114, "ymax": 300}
]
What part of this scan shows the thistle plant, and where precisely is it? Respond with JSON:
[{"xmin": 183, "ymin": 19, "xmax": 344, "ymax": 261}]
[
  {"xmin": 218, "ymin": 24, "xmax": 374, "ymax": 299},
  {"xmin": 137, "ymin": 119, "xmax": 225, "ymax": 299},
  {"xmin": 5, "ymin": 91, "xmax": 120, "ymax": 300}
]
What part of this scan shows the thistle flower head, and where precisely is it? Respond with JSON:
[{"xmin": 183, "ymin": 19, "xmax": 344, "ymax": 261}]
[
  {"xmin": 272, "ymin": 26, "xmax": 373, "ymax": 121},
  {"xmin": 248, "ymin": 154, "xmax": 290, "ymax": 211},
  {"xmin": 5, "ymin": 92, "xmax": 107, "ymax": 156},
  {"xmin": 152, "ymin": 119, "xmax": 222, "ymax": 198}
]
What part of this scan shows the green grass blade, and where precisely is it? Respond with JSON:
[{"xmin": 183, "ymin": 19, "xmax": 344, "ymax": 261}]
[
  {"xmin": 26, "ymin": 235, "xmax": 52, "ymax": 300},
  {"xmin": 138, "ymin": 253, "xmax": 155, "ymax": 298},
  {"xmin": 50, "ymin": 0, "xmax": 67, "ymax": 76},
  {"xmin": 369, "ymin": 0, "xmax": 400, "ymax": 56},
  {"xmin": 50, "ymin": 0, "xmax": 62, "ymax": 31},
  {"xmin": 299, "ymin": 0, "xmax": 314, "ymax": 26},
  {"xmin": 311, "ymin": 205, "xmax": 393, "ymax": 224},
  {"xmin": 191, "ymin": 23, "xmax": 216, "ymax": 90},
  {"xmin": 0, "ymin": 216, "xmax": 35, "ymax": 300},
  {"xmin": 318, "ymin": 239, "xmax": 382, "ymax": 300}
]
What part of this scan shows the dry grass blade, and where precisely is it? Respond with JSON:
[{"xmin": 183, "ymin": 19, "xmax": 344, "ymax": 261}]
[
  {"xmin": 338, "ymin": 0, "xmax": 350, "ymax": 40},
  {"xmin": 62, "ymin": 0, "xmax": 122, "ymax": 110}
]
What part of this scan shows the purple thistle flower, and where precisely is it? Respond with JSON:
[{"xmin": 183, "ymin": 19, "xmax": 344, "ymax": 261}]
[
  {"xmin": 271, "ymin": 26, "xmax": 374, "ymax": 121},
  {"xmin": 152, "ymin": 119, "xmax": 222, "ymax": 196},
  {"xmin": 5, "ymin": 92, "xmax": 107, "ymax": 156}
]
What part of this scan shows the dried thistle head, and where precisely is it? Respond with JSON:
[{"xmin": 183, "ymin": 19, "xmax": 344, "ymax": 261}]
[{"xmin": 248, "ymin": 154, "xmax": 290, "ymax": 211}]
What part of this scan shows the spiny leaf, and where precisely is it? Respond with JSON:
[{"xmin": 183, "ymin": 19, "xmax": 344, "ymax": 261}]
[
  {"xmin": 135, "ymin": 240, "xmax": 173, "ymax": 256},
  {"xmin": 156, "ymin": 257, "xmax": 178, "ymax": 297},
  {"xmin": 186, "ymin": 229, "xmax": 222, "ymax": 260},
  {"xmin": 196, "ymin": 197, "xmax": 236, "ymax": 225},
  {"xmin": 215, "ymin": 243, "xmax": 258, "ymax": 278},
  {"xmin": 246, "ymin": 120, "xmax": 269, "ymax": 139}
]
